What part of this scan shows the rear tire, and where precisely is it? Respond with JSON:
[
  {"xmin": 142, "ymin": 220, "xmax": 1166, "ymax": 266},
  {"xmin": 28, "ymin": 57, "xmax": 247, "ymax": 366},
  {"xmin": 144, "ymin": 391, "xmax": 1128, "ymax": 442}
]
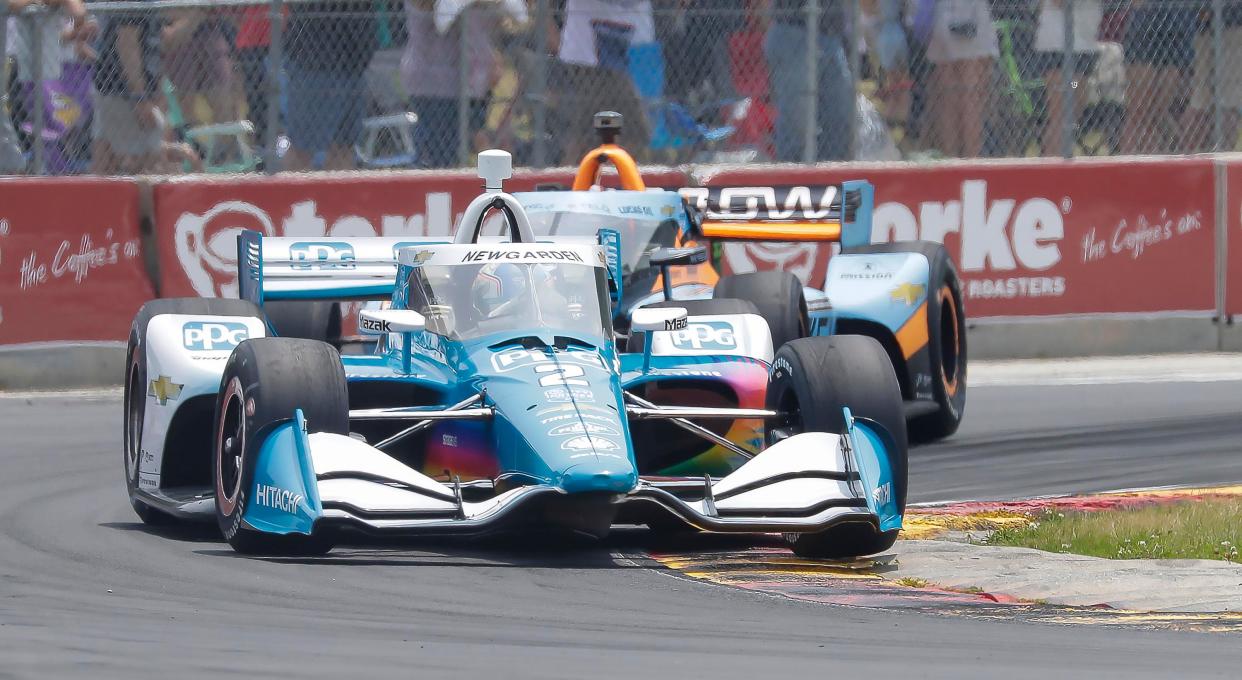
[
  {"xmin": 264, "ymin": 300, "xmax": 340, "ymax": 344},
  {"xmin": 213, "ymin": 337, "xmax": 348, "ymax": 555},
  {"xmin": 123, "ymin": 298, "xmax": 263, "ymax": 525},
  {"xmin": 843, "ymin": 241, "xmax": 967, "ymax": 442},
  {"xmin": 714, "ymin": 271, "xmax": 808, "ymax": 350},
  {"xmin": 764, "ymin": 336, "xmax": 908, "ymax": 559}
]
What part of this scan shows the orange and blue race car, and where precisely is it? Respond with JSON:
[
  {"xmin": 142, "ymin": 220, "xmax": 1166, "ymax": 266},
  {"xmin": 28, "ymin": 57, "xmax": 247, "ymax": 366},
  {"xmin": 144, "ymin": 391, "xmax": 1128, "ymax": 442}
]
[{"xmin": 514, "ymin": 112, "xmax": 967, "ymax": 443}]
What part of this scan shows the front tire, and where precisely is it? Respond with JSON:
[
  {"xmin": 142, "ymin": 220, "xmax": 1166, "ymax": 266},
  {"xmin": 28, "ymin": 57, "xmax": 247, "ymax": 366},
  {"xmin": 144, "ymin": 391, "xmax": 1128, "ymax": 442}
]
[
  {"xmin": 714, "ymin": 271, "xmax": 809, "ymax": 350},
  {"xmin": 765, "ymin": 336, "xmax": 908, "ymax": 559},
  {"xmin": 213, "ymin": 337, "xmax": 348, "ymax": 555},
  {"xmin": 123, "ymin": 298, "xmax": 263, "ymax": 525}
]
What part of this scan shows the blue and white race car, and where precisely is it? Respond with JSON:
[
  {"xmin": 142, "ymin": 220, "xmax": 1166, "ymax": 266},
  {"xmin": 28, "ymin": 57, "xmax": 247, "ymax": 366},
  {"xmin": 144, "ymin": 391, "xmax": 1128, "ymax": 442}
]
[{"xmin": 123, "ymin": 151, "xmax": 907, "ymax": 558}]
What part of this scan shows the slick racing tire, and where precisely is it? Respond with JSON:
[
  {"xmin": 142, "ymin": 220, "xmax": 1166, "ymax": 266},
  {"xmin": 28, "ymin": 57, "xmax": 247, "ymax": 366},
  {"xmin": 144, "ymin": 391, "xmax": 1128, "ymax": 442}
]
[
  {"xmin": 765, "ymin": 336, "xmax": 908, "ymax": 559},
  {"xmin": 124, "ymin": 298, "xmax": 263, "ymax": 525},
  {"xmin": 625, "ymin": 298, "xmax": 759, "ymax": 353},
  {"xmin": 843, "ymin": 241, "xmax": 966, "ymax": 442},
  {"xmin": 714, "ymin": 271, "xmax": 808, "ymax": 351},
  {"xmin": 213, "ymin": 337, "xmax": 348, "ymax": 555},
  {"xmin": 264, "ymin": 300, "xmax": 340, "ymax": 345}
]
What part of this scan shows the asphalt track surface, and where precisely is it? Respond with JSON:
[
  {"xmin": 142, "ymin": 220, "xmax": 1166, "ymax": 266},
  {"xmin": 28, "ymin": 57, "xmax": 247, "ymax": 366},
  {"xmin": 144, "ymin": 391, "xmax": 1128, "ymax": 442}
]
[{"xmin": 3, "ymin": 379, "xmax": 1242, "ymax": 678}]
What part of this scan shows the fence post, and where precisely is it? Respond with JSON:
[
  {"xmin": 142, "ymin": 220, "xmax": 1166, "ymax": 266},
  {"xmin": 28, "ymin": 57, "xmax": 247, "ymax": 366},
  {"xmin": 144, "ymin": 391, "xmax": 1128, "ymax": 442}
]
[
  {"xmin": 1213, "ymin": 0, "xmax": 1225, "ymax": 151},
  {"xmin": 457, "ymin": 12, "xmax": 471, "ymax": 167},
  {"xmin": 266, "ymin": 0, "xmax": 284, "ymax": 173},
  {"xmin": 29, "ymin": 12, "xmax": 45, "ymax": 175},
  {"xmin": 846, "ymin": 0, "xmax": 860, "ymax": 160},
  {"xmin": 803, "ymin": 0, "xmax": 819, "ymax": 163},
  {"xmin": 1060, "ymin": 0, "xmax": 1075, "ymax": 158},
  {"xmin": 531, "ymin": 0, "xmax": 549, "ymax": 167}
]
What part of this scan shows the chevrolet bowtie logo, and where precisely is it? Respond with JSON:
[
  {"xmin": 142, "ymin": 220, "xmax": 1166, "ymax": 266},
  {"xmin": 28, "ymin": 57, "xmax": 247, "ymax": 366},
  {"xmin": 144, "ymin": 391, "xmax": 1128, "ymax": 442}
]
[
  {"xmin": 148, "ymin": 375, "xmax": 183, "ymax": 405},
  {"xmin": 890, "ymin": 283, "xmax": 926, "ymax": 306}
]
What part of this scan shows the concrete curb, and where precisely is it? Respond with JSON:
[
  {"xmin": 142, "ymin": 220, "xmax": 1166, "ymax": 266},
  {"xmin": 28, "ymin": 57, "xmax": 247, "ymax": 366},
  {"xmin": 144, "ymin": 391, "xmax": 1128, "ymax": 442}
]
[
  {"xmin": 886, "ymin": 540, "xmax": 1242, "ymax": 613},
  {"xmin": 0, "ymin": 343, "xmax": 126, "ymax": 391},
  {"xmin": 967, "ymin": 315, "xmax": 1221, "ymax": 359},
  {"xmin": 893, "ymin": 485, "xmax": 1242, "ymax": 612}
]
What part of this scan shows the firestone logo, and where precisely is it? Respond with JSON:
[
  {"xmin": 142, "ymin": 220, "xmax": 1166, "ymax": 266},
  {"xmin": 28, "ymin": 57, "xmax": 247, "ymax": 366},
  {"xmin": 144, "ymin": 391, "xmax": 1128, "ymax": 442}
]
[{"xmin": 173, "ymin": 195, "xmax": 456, "ymax": 297}]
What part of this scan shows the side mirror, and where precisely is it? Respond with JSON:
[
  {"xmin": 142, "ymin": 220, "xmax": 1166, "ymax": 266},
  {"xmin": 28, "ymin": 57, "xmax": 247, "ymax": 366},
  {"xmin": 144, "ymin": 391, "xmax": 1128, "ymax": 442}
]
[
  {"xmin": 359, "ymin": 309, "xmax": 426, "ymax": 335},
  {"xmin": 422, "ymin": 304, "xmax": 456, "ymax": 337},
  {"xmin": 631, "ymin": 307, "xmax": 688, "ymax": 333},
  {"xmin": 650, "ymin": 246, "xmax": 707, "ymax": 267},
  {"xmin": 649, "ymin": 246, "xmax": 708, "ymax": 301}
]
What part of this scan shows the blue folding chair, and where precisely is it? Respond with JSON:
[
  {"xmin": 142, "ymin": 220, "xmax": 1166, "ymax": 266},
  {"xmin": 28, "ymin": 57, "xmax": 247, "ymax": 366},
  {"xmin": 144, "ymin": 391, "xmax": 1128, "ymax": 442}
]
[{"xmin": 627, "ymin": 42, "xmax": 734, "ymax": 154}]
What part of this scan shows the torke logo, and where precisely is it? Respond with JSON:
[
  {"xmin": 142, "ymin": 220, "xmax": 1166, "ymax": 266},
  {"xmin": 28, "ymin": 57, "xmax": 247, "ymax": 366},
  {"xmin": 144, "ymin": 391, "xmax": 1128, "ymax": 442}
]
[
  {"xmin": 290, "ymin": 242, "xmax": 356, "ymax": 270},
  {"xmin": 183, "ymin": 322, "xmax": 249, "ymax": 351}
]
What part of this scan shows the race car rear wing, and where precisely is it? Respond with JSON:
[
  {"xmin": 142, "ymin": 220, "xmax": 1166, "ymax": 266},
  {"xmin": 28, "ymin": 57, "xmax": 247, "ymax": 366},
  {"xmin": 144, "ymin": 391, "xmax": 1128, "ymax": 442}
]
[
  {"xmin": 236, "ymin": 230, "xmax": 447, "ymax": 305},
  {"xmin": 678, "ymin": 180, "xmax": 874, "ymax": 249}
]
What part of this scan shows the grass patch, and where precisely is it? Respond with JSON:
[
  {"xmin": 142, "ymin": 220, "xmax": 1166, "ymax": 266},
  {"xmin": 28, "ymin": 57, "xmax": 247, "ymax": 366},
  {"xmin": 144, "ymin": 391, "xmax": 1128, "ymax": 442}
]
[
  {"xmin": 988, "ymin": 497, "xmax": 1242, "ymax": 561},
  {"xmin": 895, "ymin": 577, "xmax": 929, "ymax": 588}
]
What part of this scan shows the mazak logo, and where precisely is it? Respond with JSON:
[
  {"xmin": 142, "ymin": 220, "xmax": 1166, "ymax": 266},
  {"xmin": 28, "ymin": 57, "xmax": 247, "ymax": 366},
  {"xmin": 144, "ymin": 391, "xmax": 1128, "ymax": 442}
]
[
  {"xmin": 290, "ymin": 242, "xmax": 356, "ymax": 270},
  {"xmin": 873, "ymin": 179, "xmax": 1066, "ymax": 272},
  {"xmin": 183, "ymin": 321, "xmax": 249, "ymax": 351},
  {"xmin": 359, "ymin": 316, "xmax": 389, "ymax": 334},
  {"xmin": 669, "ymin": 321, "xmax": 736, "ymax": 350}
]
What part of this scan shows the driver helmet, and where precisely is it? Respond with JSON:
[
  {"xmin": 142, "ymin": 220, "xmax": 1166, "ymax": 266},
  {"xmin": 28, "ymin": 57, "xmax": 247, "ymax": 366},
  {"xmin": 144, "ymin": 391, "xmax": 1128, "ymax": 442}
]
[{"xmin": 472, "ymin": 263, "xmax": 529, "ymax": 319}]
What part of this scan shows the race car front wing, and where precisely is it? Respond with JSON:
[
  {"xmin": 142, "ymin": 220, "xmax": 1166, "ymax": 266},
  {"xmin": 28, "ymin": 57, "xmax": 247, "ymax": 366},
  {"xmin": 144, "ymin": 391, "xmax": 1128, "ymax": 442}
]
[{"xmin": 235, "ymin": 409, "xmax": 902, "ymax": 539}]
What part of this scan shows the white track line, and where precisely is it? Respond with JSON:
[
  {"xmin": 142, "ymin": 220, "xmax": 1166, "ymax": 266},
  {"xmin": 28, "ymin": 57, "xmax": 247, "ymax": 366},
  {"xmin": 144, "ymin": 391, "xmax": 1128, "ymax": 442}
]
[
  {"xmin": 910, "ymin": 482, "xmax": 1242, "ymax": 508},
  {"xmin": 970, "ymin": 353, "xmax": 1242, "ymax": 386},
  {"xmin": 0, "ymin": 388, "xmax": 122, "ymax": 401}
]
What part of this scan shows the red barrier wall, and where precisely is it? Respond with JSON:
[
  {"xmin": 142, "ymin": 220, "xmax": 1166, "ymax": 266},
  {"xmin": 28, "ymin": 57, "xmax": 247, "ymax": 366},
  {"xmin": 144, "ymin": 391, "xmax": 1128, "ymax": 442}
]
[
  {"xmin": 0, "ymin": 178, "xmax": 152, "ymax": 343},
  {"xmin": 699, "ymin": 158, "xmax": 1218, "ymax": 318},
  {"xmin": 1223, "ymin": 158, "xmax": 1242, "ymax": 317},
  {"xmin": 0, "ymin": 159, "xmax": 1224, "ymax": 346}
]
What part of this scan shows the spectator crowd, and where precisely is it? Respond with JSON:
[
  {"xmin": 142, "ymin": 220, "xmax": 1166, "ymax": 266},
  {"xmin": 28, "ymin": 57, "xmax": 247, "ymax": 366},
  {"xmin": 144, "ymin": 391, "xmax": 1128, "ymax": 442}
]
[{"xmin": 0, "ymin": 0, "xmax": 1236, "ymax": 175}]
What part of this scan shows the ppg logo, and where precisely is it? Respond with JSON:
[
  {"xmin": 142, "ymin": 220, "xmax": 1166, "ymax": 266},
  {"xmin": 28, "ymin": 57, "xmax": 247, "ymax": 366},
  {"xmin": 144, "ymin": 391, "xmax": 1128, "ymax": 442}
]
[
  {"xmin": 670, "ymin": 321, "xmax": 737, "ymax": 350},
  {"xmin": 290, "ymin": 242, "xmax": 356, "ymax": 270},
  {"xmin": 183, "ymin": 322, "xmax": 249, "ymax": 351}
]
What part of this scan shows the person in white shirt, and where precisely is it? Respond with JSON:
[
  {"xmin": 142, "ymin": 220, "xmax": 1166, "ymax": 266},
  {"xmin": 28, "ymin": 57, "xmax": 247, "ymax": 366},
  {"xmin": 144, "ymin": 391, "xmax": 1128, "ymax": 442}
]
[
  {"xmin": 551, "ymin": 0, "xmax": 652, "ymax": 163},
  {"xmin": 922, "ymin": 0, "xmax": 998, "ymax": 158},
  {"xmin": 1184, "ymin": 3, "xmax": 1242, "ymax": 151},
  {"xmin": 1034, "ymin": 0, "xmax": 1102, "ymax": 156}
]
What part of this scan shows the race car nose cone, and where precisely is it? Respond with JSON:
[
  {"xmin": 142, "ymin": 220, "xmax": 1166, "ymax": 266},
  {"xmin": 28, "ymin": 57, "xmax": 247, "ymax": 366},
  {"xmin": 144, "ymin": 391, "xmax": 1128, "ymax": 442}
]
[{"xmin": 558, "ymin": 464, "xmax": 637, "ymax": 494}]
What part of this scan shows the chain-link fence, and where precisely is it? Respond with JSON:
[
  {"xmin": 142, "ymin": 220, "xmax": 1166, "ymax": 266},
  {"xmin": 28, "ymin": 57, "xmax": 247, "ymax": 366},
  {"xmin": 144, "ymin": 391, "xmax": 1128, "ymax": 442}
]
[{"xmin": 0, "ymin": 0, "xmax": 1237, "ymax": 175}]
